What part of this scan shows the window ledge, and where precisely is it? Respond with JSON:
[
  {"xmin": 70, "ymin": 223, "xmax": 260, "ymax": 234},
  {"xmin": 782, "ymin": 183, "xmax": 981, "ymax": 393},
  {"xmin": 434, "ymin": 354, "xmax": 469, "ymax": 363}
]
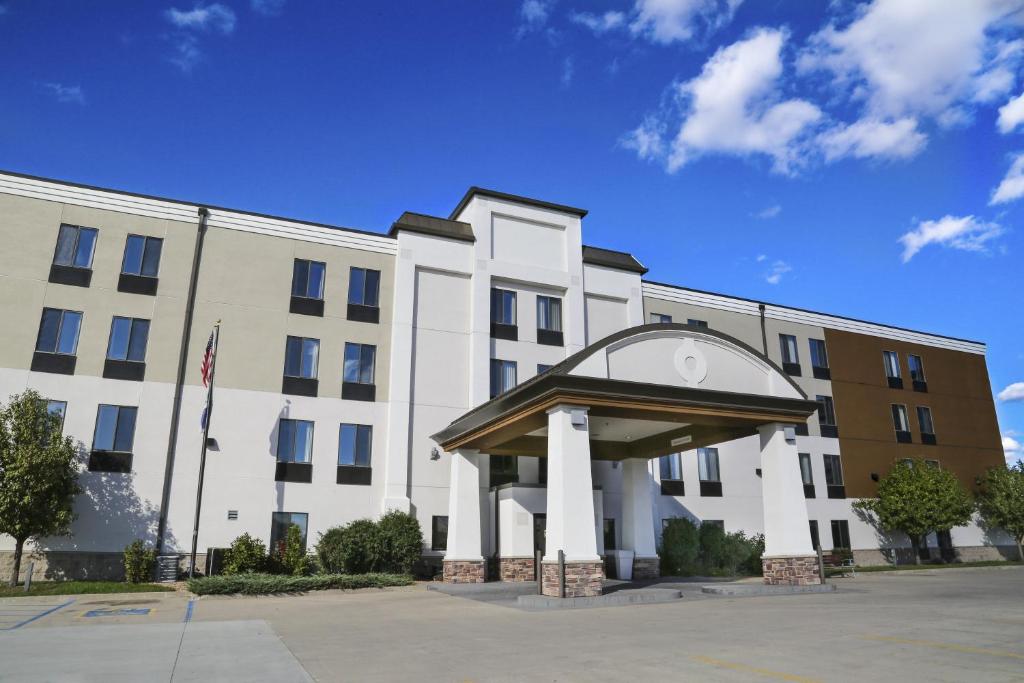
[
  {"xmin": 820, "ymin": 425, "xmax": 839, "ymax": 439},
  {"xmin": 282, "ymin": 376, "xmax": 318, "ymax": 397},
  {"xmin": 347, "ymin": 303, "xmax": 380, "ymax": 324},
  {"xmin": 537, "ymin": 329, "xmax": 564, "ymax": 347},
  {"xmin": 289, "ymin": 296, "xmax": 324, "ymax": 317},
  {"xmin": 342, "ymin": 382, "xmax": 376, "ymax": 402},
  {"xmin": 827, "ymin": 485, "xmax": 846, "ymax": 499},
  {"xmin": 49, "ymin": 264, "xmax": 92, "ymax": 288},
  {"xmin": 921, "ymin": 433, "xmax": 937, "ymax": 446},
  {"xmin": 895, "ymin": 431, "xmax": 913, "ymax": 444},
  {"xmin": 782, "ymin": 362, "xmax": 802, "ymax": 377},
  {"xmin": 117, "ymin": 273, "xmax": 158, "ymax": 296},
  {"xmin": 490, "ymin": 322, "xmax": 518, "ymax": 341},
  {"xmin": 31, "ymin": 352, "xmax": 76, "ymax": 375},
  {"xmin": 912, "ymin": 380, "xmax": 928, "ymax": 393},
  {"xmin": 660, "ymin": 480, "xmax": 685, "ymax": 496},
  {"xmin": 887, "ymin": 376, "xmax": 904, "ymax": 390},
  {"xmin": 812, "ymin": 366, "xmax": 831, "ymax": 380},
  {"xmin": 336, "ymin": 465, "xmax": 372, "ymax": 485},
  {"xmin": 103, "ymin": 359, "xmax": 146, "ymax": 381},
  {"xmin": 88, "ymin": 451, "xmax": 132, "ymax": 473},
  {"xmin": 275, "ymin": 462, "xmax": 312, "ymax": 483},
  {"xmin": 803, "ymin": 484, "xmax": 816, "ymax": 499},
  {"xmin": 699, "ymin": 481, "xmax": 723, "ymax": 497}
]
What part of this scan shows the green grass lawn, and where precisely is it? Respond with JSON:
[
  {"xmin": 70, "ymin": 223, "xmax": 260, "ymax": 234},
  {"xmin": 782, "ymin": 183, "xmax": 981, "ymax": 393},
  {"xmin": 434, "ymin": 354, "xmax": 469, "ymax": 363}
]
[
  {"xmin": 826, "ymin": 559, "xmax": 1023, "ymax": 576},
  {"xmin": 0, "ymin": 580, "xmax": 176, "ymax": 598}
]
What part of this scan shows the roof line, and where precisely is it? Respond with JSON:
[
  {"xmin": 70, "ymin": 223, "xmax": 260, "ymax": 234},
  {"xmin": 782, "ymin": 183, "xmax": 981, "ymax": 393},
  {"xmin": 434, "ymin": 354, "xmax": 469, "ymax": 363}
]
[
  {"xmin": 642, "ymin": 279, "xmax": 984, "ymax": 346},
  {"xmin": 449, "ymin": 186, "xmax": 588, "ymax": 220},
  {"xmin": 0, "ymin": 168, "xmax": 394, "ymax": 241}
]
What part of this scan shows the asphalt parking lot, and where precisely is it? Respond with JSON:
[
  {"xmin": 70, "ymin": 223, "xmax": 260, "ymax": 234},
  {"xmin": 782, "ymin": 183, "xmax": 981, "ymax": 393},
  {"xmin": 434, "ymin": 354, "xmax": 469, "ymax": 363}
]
[{"xmin": 0, "ymin": 567, "xmax": 1021, "ymax": 682}]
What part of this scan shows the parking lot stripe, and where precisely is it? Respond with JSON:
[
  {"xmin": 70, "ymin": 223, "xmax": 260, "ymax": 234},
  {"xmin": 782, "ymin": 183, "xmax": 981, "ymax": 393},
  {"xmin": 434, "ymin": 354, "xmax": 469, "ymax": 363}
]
[
  {"xmin": 184, "ymin": 599, "xmax": 195, "ymax": 623},
  {"xmin": 1, "ymin": 599, "xmax": 75, "ymax": 630},
  {"xmin": 690, "ymin": 655, "xmax": 822, "ymax": 682},
  {"xmin": 863, "ymin": 635, "xmax": 1024, "ymax": 661}
]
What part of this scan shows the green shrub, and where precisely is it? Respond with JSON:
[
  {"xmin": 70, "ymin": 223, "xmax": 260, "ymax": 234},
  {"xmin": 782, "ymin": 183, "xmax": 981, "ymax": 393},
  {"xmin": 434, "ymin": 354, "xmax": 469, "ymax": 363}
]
[
  {"xmin": 659, "ymin": 517, "xmax": 700, "ymax": 576},
  {"xmin": 658, "ymin": 521, "xmax": 764, "ymax": 577},
  {"xmin": 272, "ymin": 524, "xmax": 311, "ymax": 576},
  {"xmin": 740, "ymin": 533, "xmax": 765, "ymax": 576},
  {"xmin": 316, "ymin": 526, "xmax": 346, "ymax": 574},
  {"xmin": 123, "ymin": 540, "xmax": 156, "ymax": 583},
  {"xmin": 338, "ymin": 519, "xmax": 384, "ymax": 574},
  {"xmin": 376, "ymin": 510, "xmax": 424, "ymax": 574},
  {"xmin": 186, "ymin": 572, "xmax": 414, "ymax": 596},
  {"xmin": 222, "ymin": 533, "xmax": 267, "ymax": 575}
]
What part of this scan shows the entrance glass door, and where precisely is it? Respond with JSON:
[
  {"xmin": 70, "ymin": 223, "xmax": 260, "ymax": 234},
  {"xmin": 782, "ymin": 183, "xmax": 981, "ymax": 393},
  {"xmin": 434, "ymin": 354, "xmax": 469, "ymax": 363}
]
[{"xmin": 533, "ymin": 513, "xmax": 546, "ymax": 556}]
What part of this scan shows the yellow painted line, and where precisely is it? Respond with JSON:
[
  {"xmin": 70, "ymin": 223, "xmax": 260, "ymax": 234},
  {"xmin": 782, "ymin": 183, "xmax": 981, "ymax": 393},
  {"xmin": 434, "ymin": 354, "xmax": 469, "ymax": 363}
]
[
  {"xmin": 863, "ymin": 635, "xmax": 1024, "ymax": 661},
  {"xmin": 690, "ymin": 655, "xmax": 822, "ymax": 683}
]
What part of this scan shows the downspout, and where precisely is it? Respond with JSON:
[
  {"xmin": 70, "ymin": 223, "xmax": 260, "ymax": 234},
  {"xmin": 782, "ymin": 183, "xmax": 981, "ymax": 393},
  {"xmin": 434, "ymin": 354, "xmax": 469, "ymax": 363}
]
[
  {"xmin": 758, "ymin": 303, "xmax": 768, "ymax": 357},
  {"xmin": 156, "ymin": 207, "xmax": 210, "ymax": 554}
]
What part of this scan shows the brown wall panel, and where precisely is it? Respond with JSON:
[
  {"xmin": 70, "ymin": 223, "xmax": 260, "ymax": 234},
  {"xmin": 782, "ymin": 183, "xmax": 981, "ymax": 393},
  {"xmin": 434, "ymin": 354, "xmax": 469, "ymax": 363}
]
[{"xmin": 824, "ymin": 328, "xmax": 1003, "ymax": 498}]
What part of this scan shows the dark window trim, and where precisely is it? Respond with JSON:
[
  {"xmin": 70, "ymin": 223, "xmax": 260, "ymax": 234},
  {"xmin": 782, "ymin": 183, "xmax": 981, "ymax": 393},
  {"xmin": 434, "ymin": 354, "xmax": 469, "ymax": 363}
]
[
  {"xmin": 490, "ymin": 322, "xmax": 518, "ymax": 341},
  {"xmin": 31, "ymin": 352, "xmax": 76, "ymax": 375},
  {"xmin": 48, "ymin": 263, "xmax": 92, "ymax": 288},
  {"xmin": 88, "ymin": 451, "xmax": 133, "ymax": 473},
  {"xmin": 699, "ymin": 481, "xmax": 723, "ymax": 497},
  {"xmin": 117, "ymin": 273, "xmax": 158, "ymax": 296},
  {"xmin": 792, "ymin": 423, "xmax": 809, "ymax": 437},
  {"xmin": 275, "ymin": 462, "xmax": 313, "ymax": 483},
  {"xmin": 660, "ymin": 479, "xmax": 685, "ymax": 496},
  {"xmin": 912, "ymin": 380, "xmax": 928, "ymax": 392},
  {"xmin": 887, "ymin": 376, "xmax": 904, "ymax": 389},
  {"xmin": 782, "ymin": 362, "xmax": 802, "ymax": 377},
  {"xmin": 812, "ymin": 366, "xmax": 831, "ymax": 380},
  {"xmin": 820, "ymin": 425, "xmax": 839, "ymax": 439},
  {"xmin": 290, "ymin": 296, "xmax": 324, "ymax": 317},
  {"xmin": 342, "ymin": 382, "xmax": 376, "ymax": 402},
  {"xmin": 336, "ymin": 465, "xmax": 372, "ymax": 486},
  {"xmin": 103, "ymin": 359, "xmax": 146, "ymax": 382},
  {"xmin": 803, "ymin": 484, "xmax": 816, "ymax": 499},
  {"xmin": 827, "ymin": 485, "xmax": 846, "ymax": 499},
  {"xmin": 282, "ymin": 376, "xmax": 318, "ymax": 397},
  {"xmin": 347, "ymin": 303, "xmax": 380, "ymax": 324},
  {"xmin": 536, "ymin": 328, "xmax": 563, "ymax": 347},
  {"xmin": 431, "ymin": 516, "xmax": 448, "ymax": 552},
  {"xmin": 921, "ymin": 432, "xmax": 937, "ymax": 446}
]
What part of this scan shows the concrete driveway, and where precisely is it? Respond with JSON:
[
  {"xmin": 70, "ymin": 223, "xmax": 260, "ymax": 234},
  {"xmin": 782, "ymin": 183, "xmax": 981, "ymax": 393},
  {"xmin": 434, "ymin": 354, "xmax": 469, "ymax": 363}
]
[{"xmin": 0, "ymin": 567, "xmax": 1021, "ymax": 682}]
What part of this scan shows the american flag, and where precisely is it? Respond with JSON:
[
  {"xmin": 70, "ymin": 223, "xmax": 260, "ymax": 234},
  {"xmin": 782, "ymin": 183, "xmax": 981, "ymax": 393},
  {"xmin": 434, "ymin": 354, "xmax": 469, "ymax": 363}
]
[{"xmin": 200, "ymin": 331, "xmax": 215, "ymax": 387}]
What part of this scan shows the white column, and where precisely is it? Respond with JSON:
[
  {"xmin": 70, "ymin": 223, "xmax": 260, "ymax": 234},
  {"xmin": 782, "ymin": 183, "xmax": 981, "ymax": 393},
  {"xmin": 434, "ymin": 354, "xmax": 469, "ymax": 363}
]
[
  {"xmin": 444, "ymin": 448, "xmax": 483, "ymax": 561},
  {"xmin": 544, "ymin": 405, "xmax": 600, "ymax": 563},
  {"xmin": 621, "ymin": 458, "xmax": 658, "ymax": 557},
  {"xmin": 759, "ymin": 423, "xmax": 815, "ymax": 557}
]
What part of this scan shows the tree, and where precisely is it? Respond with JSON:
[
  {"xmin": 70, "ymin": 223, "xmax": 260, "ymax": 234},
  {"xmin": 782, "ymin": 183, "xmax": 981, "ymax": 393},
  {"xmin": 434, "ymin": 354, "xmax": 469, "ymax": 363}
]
[
  {"xmin": 0, "ymin": 390, "xmax": 82, "ymax": 586},
  {"xmin": 975, "ymin": 460, "xmax": 1024, "ymax": 561},
  {"xmin": 853, "ymin": 460, "xmax": 973, "ymax": 564}
]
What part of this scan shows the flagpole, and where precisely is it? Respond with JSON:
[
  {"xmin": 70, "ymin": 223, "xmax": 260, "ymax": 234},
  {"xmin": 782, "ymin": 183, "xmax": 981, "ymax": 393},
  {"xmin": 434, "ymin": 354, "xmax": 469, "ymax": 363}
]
[{"xmin": 188, "ymin": 321, "xmax": 220, "ymax": 579}]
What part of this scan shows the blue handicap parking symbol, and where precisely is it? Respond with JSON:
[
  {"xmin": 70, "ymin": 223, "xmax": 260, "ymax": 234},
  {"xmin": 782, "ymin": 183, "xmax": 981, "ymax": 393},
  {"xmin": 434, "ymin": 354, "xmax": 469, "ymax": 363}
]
[{"xmin": 83, "ymin": 608, "xmax": 151, "ymax": 618}]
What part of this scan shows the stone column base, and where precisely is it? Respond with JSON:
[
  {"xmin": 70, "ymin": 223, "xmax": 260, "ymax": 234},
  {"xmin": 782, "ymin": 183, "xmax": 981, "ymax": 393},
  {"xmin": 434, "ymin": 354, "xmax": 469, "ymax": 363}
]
[
  {"xmin": 632, "ymin": 556, "xmax": 660, "ymax": 580},
  {"xmin": 443, "ymin": 559, "xmax": 486, "ymax": 584},
  {"xmin": 541, "ymin": 561, "xmax": 604, "ymax": 597},
  {"xmin": 499, "ymin": 557, "xmax": 536, "ymax": 582},
  {"xmin": 762, "ymin": 555, "xmax": 821, "ymax": 586}
]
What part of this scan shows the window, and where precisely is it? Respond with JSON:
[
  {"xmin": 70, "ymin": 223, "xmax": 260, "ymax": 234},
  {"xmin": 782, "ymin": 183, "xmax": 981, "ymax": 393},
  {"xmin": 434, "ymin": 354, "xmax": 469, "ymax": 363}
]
[
  {"xmin": 537, "ymin": 364, "xmax": 553, "ymax": 375},
  {"xmin": 883, "ymin": 350, "xmax": 903, "ymax": 388},
  {"xmin": 779, "ymin": 334, "xmax": 800, "ymax": 375},
  {"xmin": 659, "ymin": 453, "xmax": 685, "ymax": 495},
  {"xmin": 823, "ymin": 453, "xmax": 845, "ymax": 499},
  {"xmin": 809, "ymin": 338, "xmax": 830, "ymax": 379},
  {"xmin": 106, "ymin": 317, "xmax": 150, "ymax": 362},
  {"xmin": 490, "ymin": 288, "xmax": 517, "ymax": 340},
  {"xmin": 816, "ymin": 395, "xmax": 838, "ymax": 438},
  {"xmin": 33, "ymin": 308, "xmax": 83, "ymax": 375},
  {"xmin": 698, "ymin": 447, "xmax": 722, "ymax": 497},
  {"xmin": 925, "ymin": 459, "xmax": 940, "ymax": 469},
  {"xmin": 490, "ymin": 455, "xmax": 518, "ymax": 487},
  {"xmin": 650, "ymin": 313, "xmax": 672, "ymax": 324},
  {"xmin": 47, "ymin": 400, "xmax": 67, "ymax": 431},
  {"xmin": 686, "ymin": 319, "xmax": 708, "ymax": 328},
  {"xmin": 603, "ymin": 519, "xmax": 617, "ymax": 550},
  {"xmin": 830, "ymin": 520, "xmax": 851, "ymax": 550},
  {"xmin": 348, "ymin": 267, "xmax": 380, "ymax": 307},
  {"xmin": 338, "ymin": 423, "xmax": 372, "ymax": 485},
  {"xmin": 490, "ymin": 359, "xmax": 517, "ymax": 398},
  {"xmin": 290, "ymin": 259, "xmax": 326, "ymax": 316},
  {"xmin": 343, "ymin": 343, "xmax": 376, "ymax": 401},
  {"xmin": 338, "ymin": 424, "xmax": 372, "ymax": 467},
  {"xmin": 809, "ymin": 520, "xmax": 820, "ymax": 550},
  {"xmin": 702, "ymin": 520, "xmax": 725, "ymax": 530},
  {"xmin": 36, "ymin": 308, "xmax": 82, "ymax": 355},
  {"xmin": 121, "ymin": 235, "xmax": 162, "ymax": 277},
  {"xmin": 53, "ymin": 224, "xmax": 98, "ymax": 269},
  {"xmin": 908, "ymin": 354, "xmax": 927, "ymax": 391},
  {"xmin": 89, "ymin": 405, "xmax": 137, "ymax": 472},
  {"xmin": 431, "ymin": 516, "xmax": 448, "ymax": 552},
  {"xmin": 270, "ymin": 512, "xmax": 308, "ymax": 555},
  {"xmin": 284, "ymin": 337, "xmax": 319, "ymax": 379},
  {"xmin": 276, "ymin": 419, "xmax": 313, "ymax": 482},
  {"xmin": 917, "ymin": 406, "xmax": 936, "ymax": 444},
  {"xmin": 537, "ymin": 296, "xmax": 563, "ymax": 346},
  {"xmin": 347, "ymin": 267, "xmax": 381, "ymax": 323},
  {"xmin": 891, "ymin": 404, "xmax": 912, "ymax": 443},
  {"xmin": 799, "ymin": 452, "xmax": 815, "ymax": 498}
]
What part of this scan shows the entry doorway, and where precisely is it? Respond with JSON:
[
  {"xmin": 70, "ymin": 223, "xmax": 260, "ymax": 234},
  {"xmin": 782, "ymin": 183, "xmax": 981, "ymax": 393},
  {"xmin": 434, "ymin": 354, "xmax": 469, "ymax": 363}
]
[{"xmin": 533, "ymin": 513, "xmax": 546, "ymax": 556}]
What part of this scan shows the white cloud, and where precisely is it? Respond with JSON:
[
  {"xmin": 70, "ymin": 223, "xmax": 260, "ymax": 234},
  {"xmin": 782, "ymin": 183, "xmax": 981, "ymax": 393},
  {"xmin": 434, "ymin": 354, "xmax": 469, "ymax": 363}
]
[
  {"xmin": 754, "ymin": 205, "xmax": 781, "ymax": 219},
  {"xmin": 998, "ymin": 91, "xmax": 1024, "ymax": 133},
  {"xmin": 41, "ymin": 83, "xmax": 85, "ymax": 104},
  {"xmin": 520, "ymin": 0, "xmax": 553, "ymax": 29},
  {"xmin": 755, "ymin": 253, "xmax": 767, "ymax": 262},
  {"xmin": 654, "ymin": 28, "xmax": 822, "ymax": 174},
  {"xmin": 165, "ymin": 3, "xmax": 237, "ymax": 33},
  {"xmin": 561, "ymin": 56, "xmax": 575, "ymax": 86},
  {"xmin": 800, "ymin": 0, "xmax": 1023, "ymax": 124},
  {"xmin": 571, "ymin": 10, "xmax": 626, "ymax": 35},
  {"xmin": 169, "ymin": 34, "xmax": 203, "ymax": 72},
  {"xmin": 251, "ymin": 0, "xmax": 285, "ymax": 16},
  {"xmin": 630, "ymin": 0, "xmax": 743, "ymax": 45},
  {"xmin": 991, "ymin": 152, "xmax": 1024, "ymax": 204},
  {"xmin": 898, "ymin": 215, "xmax": 1005, "ymax": 263},
  {"xmin": 765, "ymin": 259, "xmax": 791, "ymax": 284},
  {"xmin": 1004, "ymin": 434, "xmax": 1023, "ymax": 465},
  {"xmin": 819, "ymin": 117, "xmax": 927, "ymax": 162},
  {"xmin": 0, "ymin": 5, "xmax": 8, "ymax": 16},
  {"xmin": 998, "ymin": 382, "xmax": 1024, "ymax": 402},
  {"xmin": 621, "ymin": 115, "xmax": 667, "ymax": 162}
]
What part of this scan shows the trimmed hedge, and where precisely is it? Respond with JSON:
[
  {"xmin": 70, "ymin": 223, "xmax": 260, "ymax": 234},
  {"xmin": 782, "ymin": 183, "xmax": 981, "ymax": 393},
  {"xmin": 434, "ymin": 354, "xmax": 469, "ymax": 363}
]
[{"xmin": 187, "ymin": 572, "xmax": 414, "ymax": 596}]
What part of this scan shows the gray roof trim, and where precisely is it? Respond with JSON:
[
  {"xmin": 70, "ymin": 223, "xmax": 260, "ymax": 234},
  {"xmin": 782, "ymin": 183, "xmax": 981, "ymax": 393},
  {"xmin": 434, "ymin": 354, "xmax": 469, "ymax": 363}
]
[
  {"xmin": 582, "ymin": 245, "xmax": 648, "ymax": 274},
  {"xmin": 450, "ymin": 186, "xmax": 588, "ymax": 220},
  {"xmin": 389, "ymin": 211, "xmax": 475, "ymax": 242}
]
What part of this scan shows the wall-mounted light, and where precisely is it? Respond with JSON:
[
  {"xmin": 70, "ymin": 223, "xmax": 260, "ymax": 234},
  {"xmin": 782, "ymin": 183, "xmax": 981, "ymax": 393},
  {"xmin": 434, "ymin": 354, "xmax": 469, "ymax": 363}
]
[
  {"xmin": 783, "ymin": 426, "xmax": 796, "ymax": 444},
  {"xmin": 571, "ymin": 410, "xmax": 587, "ymax": 427},
  {"xmin": 430, "ymin": 447, "xmax": 441, "ymax": 461},
  {"xmin": 870, "ymin": 472, "xmax": 879, "ymax": 482}
]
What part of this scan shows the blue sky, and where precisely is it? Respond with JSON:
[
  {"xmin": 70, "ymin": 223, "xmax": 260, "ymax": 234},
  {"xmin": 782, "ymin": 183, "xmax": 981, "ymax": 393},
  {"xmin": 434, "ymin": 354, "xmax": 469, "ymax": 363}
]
[{"xmin": 1, "ymin": 0, "xmax": 1022, "ymax": 461}]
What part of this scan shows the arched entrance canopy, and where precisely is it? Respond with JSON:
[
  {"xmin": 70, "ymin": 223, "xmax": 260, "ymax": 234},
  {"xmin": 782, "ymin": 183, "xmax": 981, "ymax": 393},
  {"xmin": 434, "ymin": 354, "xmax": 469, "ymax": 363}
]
[{"xmin": 432, "ymin": 323, "xmax": 818, "ymax": 460}]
